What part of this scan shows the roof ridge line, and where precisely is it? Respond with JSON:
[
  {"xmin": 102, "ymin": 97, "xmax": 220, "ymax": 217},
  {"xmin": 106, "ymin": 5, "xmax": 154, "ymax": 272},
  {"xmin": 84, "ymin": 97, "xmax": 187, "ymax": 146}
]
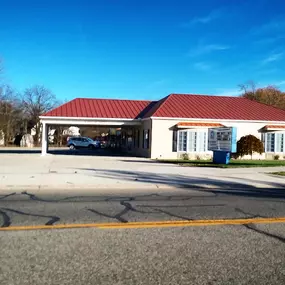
[
  {"xmin": 150, "ymin": 94, "xmax": 172, "ymax": 117},
  {"xmin": 76, "ymin": 97, "xmax": 152, "ymax": 102},
  {"xmin": 170, "ymin": 93, "xmax": 241, "ymax": 98}
]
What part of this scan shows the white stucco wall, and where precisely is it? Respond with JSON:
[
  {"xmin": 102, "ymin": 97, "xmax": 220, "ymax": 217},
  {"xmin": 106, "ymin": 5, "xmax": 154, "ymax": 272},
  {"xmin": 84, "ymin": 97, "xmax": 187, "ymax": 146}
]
[{"xmin": 150, "ymin": 118, "xmax": 285, "ymax": 160}]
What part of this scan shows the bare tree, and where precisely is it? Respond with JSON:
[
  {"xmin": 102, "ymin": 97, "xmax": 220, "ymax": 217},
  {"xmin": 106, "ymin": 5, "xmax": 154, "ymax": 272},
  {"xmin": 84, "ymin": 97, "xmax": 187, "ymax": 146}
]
[
  {"xmin": 238, "ymin": 80, "xmax": 257, "ymax": 100},
  {"xmin": 0, "ymin": 85, "xmax": 23, "ymax": 145},
  {"xmin": 22, "ymin": 85, "xmax": 58, "ymax": 145}
]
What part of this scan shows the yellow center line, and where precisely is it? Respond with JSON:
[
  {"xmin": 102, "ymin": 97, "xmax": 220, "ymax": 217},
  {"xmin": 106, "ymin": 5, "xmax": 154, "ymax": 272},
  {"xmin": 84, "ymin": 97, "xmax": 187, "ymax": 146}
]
[{"xmin": 1, "ymin": 217, "xmax": 285, "ymax": 231}]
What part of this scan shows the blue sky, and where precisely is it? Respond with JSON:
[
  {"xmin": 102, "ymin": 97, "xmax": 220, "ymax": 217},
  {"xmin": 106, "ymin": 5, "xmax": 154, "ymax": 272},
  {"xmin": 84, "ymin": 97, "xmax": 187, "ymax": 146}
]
[{"xmin": 1, "ymin": 0, "xmax": 285, "ymax": 101}]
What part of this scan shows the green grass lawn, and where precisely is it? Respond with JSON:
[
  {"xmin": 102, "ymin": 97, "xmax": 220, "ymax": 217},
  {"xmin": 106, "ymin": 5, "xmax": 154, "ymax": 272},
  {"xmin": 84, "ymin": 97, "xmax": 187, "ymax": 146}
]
[
  {"xmin": 270, "ymin": 171, "xmax": 285, "ymax": 176},
  {"xmin": 157, "ymin": 159, "xmax": 285, "ymax": 168}
]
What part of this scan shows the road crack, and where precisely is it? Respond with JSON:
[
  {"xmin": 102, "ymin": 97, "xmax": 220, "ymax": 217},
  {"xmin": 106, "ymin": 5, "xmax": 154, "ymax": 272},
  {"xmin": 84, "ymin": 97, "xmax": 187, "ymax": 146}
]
[
  {"xmin": 244, "ymin": 223, "xmax": 285, "ymax": 243},
  {"xmin": 1, "ymin": 208, "xmax": 60, "ymax": 226}
]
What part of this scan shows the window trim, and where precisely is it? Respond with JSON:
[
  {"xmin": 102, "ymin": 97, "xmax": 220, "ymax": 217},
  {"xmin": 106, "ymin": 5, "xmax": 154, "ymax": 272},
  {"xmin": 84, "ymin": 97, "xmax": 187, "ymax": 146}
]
[
  {"xmin": 263, "ymin": 132, "xmax": 285, "ymax": 153},
  {"xmin": 177, "ymin": 129, "xmax": 208, "ymax": 153}
]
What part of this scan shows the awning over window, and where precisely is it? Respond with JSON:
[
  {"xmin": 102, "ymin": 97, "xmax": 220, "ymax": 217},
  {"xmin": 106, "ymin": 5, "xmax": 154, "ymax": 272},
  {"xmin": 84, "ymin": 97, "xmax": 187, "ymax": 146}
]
[
  {"xmin": 262, "ymin": 125, "xmax": 285, "ymax": 131},
  {"xmin": 176, "ymin": 122, "xmax": 225, "ymax": 129}
]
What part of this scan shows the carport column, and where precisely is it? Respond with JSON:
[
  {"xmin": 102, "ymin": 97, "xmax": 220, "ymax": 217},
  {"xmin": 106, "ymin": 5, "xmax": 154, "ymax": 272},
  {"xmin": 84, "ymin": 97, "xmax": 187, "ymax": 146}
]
[{"xmin": 41, "ymin": 122, "xmax": 48, "ymax": 156}]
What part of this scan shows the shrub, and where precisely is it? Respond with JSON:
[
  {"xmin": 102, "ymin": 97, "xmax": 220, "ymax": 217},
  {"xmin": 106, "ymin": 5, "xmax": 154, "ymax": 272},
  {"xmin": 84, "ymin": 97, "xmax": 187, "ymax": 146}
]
[
  {"xmin": 236, "ymin": 135, "xmax": 264, "ymax": 159},
  {"xmin": 274, "ymin": 155, "xmax": 280, "ymax": 160},
  {"xmin": 181, "ymin": 153, "xmax": 189, "ymax": 160},
  {"xmin": 231, "ymin": 152, "xmax": 239, "ymax": 159}
]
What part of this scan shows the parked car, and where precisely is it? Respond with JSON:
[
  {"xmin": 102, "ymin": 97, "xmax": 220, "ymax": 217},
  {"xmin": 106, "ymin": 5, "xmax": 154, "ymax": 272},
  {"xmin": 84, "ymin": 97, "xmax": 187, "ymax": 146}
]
[
  {"xmin": 67, "ymin": 136, "xmax": 100, "ymax": 150},
  {"xmin": 100, "ymin": 140, "xmax": 108, "ymax": 148}
]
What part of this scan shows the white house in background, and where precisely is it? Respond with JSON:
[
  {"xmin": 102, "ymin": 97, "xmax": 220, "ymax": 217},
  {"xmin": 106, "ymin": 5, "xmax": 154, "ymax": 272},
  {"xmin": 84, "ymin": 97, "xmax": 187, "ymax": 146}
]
[
  {"xmin": 62, "ymin": 126, "xmax": 80, "ymax": 136},
  {"xmin": 20, "ymin": 134, "xmax": 34, "ymax": 147},
  {"xmin": 0, "ymin": 125, "xmax": 80, "ymax": 147},
  {"xmin": 39, "ymin": 94, "xmax": 285, "ymax": 158},
  {"xmin": 49, "ymin": 126, "xmax": 80, "ymax": 143},
  {"xmin": 31, "ymin": 125, "xmax": 80, "ymax": 143}
]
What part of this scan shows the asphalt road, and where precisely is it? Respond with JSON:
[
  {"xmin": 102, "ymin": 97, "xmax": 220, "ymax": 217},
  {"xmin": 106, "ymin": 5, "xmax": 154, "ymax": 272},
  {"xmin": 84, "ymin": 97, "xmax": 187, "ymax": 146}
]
[{"xmin": 1, "ymin": 187, "xmax": 285, "ymax": 284}]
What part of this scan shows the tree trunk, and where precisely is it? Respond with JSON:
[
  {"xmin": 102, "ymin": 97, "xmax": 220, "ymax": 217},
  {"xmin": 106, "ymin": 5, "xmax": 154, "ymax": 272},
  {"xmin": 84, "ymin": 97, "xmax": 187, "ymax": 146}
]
[
  {"xmin": 5, "ymin": 116, "xmax": 11, "ymax": 146},
  {"xmin": 35, "ymin": 123, "xmax": 40, "ymax": 146}
]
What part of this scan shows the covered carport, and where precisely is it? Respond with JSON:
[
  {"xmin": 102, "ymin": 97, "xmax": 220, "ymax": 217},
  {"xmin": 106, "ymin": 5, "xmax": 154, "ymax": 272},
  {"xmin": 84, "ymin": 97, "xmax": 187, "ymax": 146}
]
[{"xmin": 39, "ymin": 98, "xmax": 153, "ymax": 157}]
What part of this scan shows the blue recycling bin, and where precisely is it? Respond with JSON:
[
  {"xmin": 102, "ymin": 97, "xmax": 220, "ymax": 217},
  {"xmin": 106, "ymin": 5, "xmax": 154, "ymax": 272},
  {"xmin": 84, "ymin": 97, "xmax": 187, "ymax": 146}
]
[{"xmin": 213, "ymin": 150, "xmax": 231, "ymax": 164}]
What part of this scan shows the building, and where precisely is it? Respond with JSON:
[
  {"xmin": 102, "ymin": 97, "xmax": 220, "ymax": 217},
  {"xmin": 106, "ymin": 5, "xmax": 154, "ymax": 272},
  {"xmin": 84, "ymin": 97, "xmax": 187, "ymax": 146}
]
[{"xmin": 40, "ymin": 93, "xmax": 285, "ymax": 159}]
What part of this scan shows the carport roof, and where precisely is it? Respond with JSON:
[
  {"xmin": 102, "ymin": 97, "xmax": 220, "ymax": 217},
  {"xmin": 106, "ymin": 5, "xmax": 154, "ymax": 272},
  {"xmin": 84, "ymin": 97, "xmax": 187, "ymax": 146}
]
[{"xmin": 42, "ymin": 98, "xmax": 155, "ymax": 119}]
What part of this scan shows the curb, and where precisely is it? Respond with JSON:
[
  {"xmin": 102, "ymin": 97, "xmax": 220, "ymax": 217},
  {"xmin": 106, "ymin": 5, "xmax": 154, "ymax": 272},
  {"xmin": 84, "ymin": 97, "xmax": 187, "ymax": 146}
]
[{"xmin": 0, "ymin": 184, "xmax": 177, "ymax": 192}]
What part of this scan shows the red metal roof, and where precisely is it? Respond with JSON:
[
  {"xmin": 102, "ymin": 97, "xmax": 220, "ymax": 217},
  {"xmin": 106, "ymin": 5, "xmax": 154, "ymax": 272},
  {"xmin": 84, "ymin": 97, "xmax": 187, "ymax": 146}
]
[
  {"xmin": 146, "ymin": 94, "xmax": 285, "ymax": 121},
  {"xmin": 42, "ymin": 98, "xmax": 153, "ymax": 119},
  {"xmin": 42, "ymin": 94, "xmax": 285, "ymax": 122}
]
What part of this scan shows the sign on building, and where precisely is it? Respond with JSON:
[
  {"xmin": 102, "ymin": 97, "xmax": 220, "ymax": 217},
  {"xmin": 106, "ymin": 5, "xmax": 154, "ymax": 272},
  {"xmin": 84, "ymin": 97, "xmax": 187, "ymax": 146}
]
[{"xmin": 208, "ymin": 127, "xmax": 237, "ymax": 153}]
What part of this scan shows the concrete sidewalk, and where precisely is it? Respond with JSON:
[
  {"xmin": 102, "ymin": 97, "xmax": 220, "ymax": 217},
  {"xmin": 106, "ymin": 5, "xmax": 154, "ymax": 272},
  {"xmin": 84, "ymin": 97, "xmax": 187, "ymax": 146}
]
[{"xmin": 1, "ymin": 151, "xmax": 285, "ymax": 192}]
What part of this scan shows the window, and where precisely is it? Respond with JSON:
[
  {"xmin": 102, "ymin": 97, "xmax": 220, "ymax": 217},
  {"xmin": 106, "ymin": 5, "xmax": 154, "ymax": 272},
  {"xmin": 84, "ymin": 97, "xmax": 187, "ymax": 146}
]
[
  {"xmin": 178, "ymin": 130, "xmax": 207, "ymax": 152},
  {"xmin": 178, "ymin": 131, "xmax": 187, "ymax": 151},
  {"xmin": 264, "ymin": 132, "xmax": 285, "ymax": 153},
  {"xmin": 187, "ymin": 131, "xmax": 196, "ymax": 152},
  {"xmin": 122, "ymin": 131, "xmax": 126, "ymax": 147},
  {"xmin": 137, "ymin": 130, "xmax": 140, "ymax": 148},
  {"xmin": 203, "ymin": 131, "xmax": 207, "ymax": 151},
  {"xmin": 133, "ymin": 130, "xmax": 140, "ymax": 148},
  {"xmin": 261, "ymin": 133, "xmax": 265, "ymax": 145},
  {"xmin": 172, "ymin": 130, "xmax": 177, "ymax": 152},
  {"xmin": 133, "ymin": 131, "xmax": 136, "ymax": 148},
  {"xmin": 269, "ymin": 133, "xmax": 275, "ymax": 152},
  {"xmin": 143, "ymin": 130, "xmax": 150, "ymax": 149},
  {"xmin": 276, "ymin": 133, "xmax": 284, "ymax": 152}
]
